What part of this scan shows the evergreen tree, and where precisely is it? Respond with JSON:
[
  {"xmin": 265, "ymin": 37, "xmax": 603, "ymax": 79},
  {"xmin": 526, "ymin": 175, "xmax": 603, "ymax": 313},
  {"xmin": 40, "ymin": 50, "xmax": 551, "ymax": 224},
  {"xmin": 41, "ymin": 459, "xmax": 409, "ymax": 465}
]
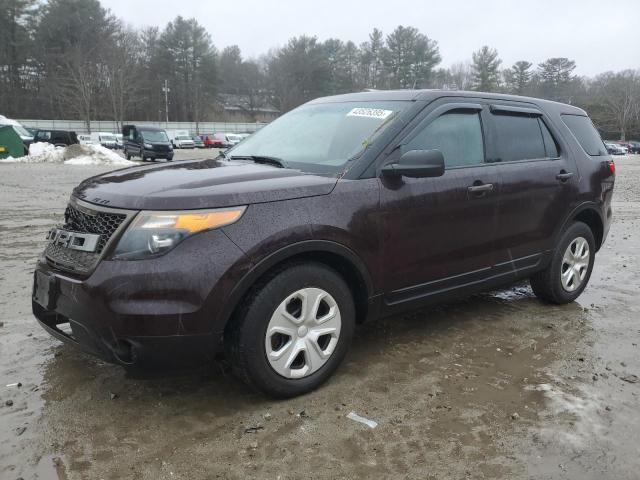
[
  {"xmin": 504, "ymin": 60, "xmax": 533, "ymax": 94},
  {"xmin": 538, "ymin": 57, "xmax": 577, "ymax": 101},
  {"xmin": 470, "ymin": 46, "xmax": 502, "ymax": 92},
  {"xmin": 383, "ymin": 26, "xmax": 441, "ymax": 89}
]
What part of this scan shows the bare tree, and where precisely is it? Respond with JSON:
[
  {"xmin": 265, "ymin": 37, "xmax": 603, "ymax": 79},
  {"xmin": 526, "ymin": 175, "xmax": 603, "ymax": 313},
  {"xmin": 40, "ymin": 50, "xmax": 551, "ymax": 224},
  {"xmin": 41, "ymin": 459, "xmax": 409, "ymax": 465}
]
[
  {"xmin": 55, "ymin": 50, "xmax": 101, "ymax": 131},
  {"xmin": 103, "ymin": 26, "xmax": 142, "ymax": 130},
  {"xmin": 591, "ymin": 70, "xmax": 640, "ymax": 141}
]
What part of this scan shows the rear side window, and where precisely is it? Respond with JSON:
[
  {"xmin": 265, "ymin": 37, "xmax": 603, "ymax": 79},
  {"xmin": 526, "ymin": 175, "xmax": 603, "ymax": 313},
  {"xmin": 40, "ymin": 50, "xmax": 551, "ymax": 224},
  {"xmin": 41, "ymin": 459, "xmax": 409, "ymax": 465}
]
[
  {"xmin": 493, "ymin": 113, "xmax": 546, "ymax": 162},
  {"xmin": 561, "ymin": 114, "xmax": 607, "ymax": 156},
  {"xmin": 403, "ymin": 111, "xmax": 485, "ymax": 168}
]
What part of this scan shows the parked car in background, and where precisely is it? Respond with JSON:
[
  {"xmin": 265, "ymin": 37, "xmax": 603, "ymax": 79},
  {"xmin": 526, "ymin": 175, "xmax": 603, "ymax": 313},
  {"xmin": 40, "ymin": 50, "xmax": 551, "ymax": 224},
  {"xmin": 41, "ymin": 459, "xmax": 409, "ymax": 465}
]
[
  {"xmin": 172, "ymin": 135, "xmax": 195, "ymax": 149},
  {"xmin": 604, "ymin": 142, "xmax": 626, "ymax": 155},
  {"xmin": 615, "ymin": 142, "xmax": 629, "ymax": 154},
  {"xmin": 122, "ymin": 124, "xmax": 173, "ymax": 162},
  {"xmin": 24, "ymin": 126, "xmax": 38, "ymax": 137},
  {"xmin": 34, "ymin": 129, "xmax": 79, "ymax": 147},
  {"xmin": 627, "ymin": 141, "xmax": 640, "ymax": 154},
  {"xmin": 166, "ymin": 129, "xmax": 190, "ymax": 145},
  {"xmin": 201, "ymin": 133, "xmax": 229, "ymax": 148},
  {"xmin": 90, "ymin": 132, "xmax": 118, "ymax": 149},
  {"xmin": 115, "ymin": 134, "xmax": 124, "ymax": 149},
  {"xmin": 0, "ymin": 115, "xmax": 34, "ymax": 150},
  {"xmin": 192, "ymin": 136, "xmax": 205, "ymax": 148},
  {"xmin": 225, "ymin": 133, "xmax": 242, "ymax": 146},
  {"xmin": 34, "ymin": 90, "xmax": 614, "ymax": 398}
]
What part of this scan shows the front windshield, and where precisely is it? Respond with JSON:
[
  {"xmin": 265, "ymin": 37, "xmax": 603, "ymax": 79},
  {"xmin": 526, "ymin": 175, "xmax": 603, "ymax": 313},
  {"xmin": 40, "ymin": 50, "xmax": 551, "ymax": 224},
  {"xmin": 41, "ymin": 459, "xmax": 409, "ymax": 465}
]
[
  {"xmin": 141, "ymin": 130, "xmax": 169, "ymax": 142},
  {"xmin": 176, "ymin": 136, "xmax": 190, "ymax": 140},
  {"xmin": 227, "ymin": 100, "xmax": 409, "ymax": 174}
]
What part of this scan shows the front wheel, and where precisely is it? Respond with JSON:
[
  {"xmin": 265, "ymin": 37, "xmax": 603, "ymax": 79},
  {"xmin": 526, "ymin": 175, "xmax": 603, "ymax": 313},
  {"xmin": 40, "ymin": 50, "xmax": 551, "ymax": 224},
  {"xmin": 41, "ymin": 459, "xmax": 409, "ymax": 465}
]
[
  {"xmin": 225, "ymin": 263, "xmax": 355, "ymax": 398},
  {"xmin": 530, "ymin": 221, "xmax": 595, "ymax": 304}
]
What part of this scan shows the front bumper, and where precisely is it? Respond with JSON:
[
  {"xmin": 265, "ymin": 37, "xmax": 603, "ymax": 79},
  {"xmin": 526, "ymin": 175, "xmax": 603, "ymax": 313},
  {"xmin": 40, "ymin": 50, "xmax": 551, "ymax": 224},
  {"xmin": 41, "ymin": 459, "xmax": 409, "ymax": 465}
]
[
  {"xmin": 143, "ymin": 148, "xmax": 173, "ymax": 159},
  {"xmin": 33, "ymin": 228, "xmax": 251, "ymax": 366}
]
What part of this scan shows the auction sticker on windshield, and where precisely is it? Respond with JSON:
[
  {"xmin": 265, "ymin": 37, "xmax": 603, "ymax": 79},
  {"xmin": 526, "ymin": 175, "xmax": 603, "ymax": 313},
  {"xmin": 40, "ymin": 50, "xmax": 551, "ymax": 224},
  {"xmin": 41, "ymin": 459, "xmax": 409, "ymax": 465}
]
[{"xmin": 347, "ymin": 108, "xmax": 394, "ymax": 119}]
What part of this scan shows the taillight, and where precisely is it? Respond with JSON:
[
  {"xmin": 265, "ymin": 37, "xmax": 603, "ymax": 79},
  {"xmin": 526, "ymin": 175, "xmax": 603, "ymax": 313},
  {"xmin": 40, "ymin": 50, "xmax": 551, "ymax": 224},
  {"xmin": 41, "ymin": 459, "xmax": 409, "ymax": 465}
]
[{"xmin": 608, "ymin": 160, "xmax": 615, "ymax": 175}]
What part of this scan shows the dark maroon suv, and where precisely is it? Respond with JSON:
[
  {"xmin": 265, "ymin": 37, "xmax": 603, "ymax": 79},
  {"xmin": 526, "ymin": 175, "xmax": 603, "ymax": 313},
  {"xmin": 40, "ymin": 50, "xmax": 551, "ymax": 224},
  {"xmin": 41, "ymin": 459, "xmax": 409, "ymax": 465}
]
[{"xmin": 33, "ymin": 90, "xmax": 615, "ymax": 397}]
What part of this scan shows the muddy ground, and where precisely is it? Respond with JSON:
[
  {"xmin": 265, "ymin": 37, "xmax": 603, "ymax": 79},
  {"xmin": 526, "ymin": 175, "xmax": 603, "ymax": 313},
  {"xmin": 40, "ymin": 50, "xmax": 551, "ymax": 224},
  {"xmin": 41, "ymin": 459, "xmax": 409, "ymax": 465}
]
[{"xmin": 1, "ymin": 155, "xmax": 639, "ymax": 480}]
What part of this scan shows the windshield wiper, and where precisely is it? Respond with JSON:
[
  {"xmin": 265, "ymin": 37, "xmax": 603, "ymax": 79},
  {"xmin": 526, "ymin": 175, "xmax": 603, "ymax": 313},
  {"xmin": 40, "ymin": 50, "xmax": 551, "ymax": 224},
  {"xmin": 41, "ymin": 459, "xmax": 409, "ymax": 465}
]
[{"xmin": 230, "ymin": 155, "xmax": 288, "ymax": 168}]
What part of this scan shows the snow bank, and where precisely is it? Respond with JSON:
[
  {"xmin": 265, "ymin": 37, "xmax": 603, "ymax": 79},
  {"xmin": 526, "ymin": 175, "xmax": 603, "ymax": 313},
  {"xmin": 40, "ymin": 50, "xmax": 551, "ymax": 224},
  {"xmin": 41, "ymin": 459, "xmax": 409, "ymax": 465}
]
[
  {"xmin": 0, "ymin": 142, "xmax": 136, "ymax": 166},
  {"xmin": 64, "ymin": 144, "xmax": 135, "ymax": 165}
]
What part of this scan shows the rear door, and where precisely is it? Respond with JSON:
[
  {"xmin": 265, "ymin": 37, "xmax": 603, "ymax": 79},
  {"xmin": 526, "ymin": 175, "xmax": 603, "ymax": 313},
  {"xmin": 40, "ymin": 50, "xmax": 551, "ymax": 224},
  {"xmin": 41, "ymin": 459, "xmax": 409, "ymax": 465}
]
[
  {"xmin": 487, "ymin": 104, "xmax": 578, "ymax": 273},
  {"xmin": 379, "ymin": 99, "xmax": 501, "ymax": 306}
]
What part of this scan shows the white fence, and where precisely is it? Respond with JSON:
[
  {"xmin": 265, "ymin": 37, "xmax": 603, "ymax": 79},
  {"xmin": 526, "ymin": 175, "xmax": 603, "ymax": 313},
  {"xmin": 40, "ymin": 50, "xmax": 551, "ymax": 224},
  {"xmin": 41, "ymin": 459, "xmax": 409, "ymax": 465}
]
[{"xmin": 17, "ymin": 119, "xmax": 268, "ymax": 134}]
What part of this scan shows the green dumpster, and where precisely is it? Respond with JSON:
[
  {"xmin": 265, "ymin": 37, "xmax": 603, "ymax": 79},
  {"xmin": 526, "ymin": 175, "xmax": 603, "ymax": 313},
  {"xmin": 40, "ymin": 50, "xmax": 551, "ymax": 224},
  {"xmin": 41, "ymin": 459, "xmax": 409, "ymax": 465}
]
[{"xmin": 0, "ymin": 125, "xmax": 26, "ymax": 159}]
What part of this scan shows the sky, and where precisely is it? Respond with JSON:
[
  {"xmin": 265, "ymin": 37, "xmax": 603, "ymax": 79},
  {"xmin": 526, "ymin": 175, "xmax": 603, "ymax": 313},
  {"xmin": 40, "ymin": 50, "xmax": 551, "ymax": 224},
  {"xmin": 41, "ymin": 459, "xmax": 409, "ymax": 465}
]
[{"xmin": 101, "ymin": 0, "xmax": 638, "ymax": 76}]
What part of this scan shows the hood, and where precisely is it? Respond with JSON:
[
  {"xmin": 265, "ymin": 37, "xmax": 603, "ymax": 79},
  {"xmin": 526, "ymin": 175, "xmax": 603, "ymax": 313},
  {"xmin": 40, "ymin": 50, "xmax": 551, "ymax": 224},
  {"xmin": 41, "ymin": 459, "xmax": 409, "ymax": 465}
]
[{"xmin": 73, "ymin": 159, "xmax": 338, "ymax": 210}]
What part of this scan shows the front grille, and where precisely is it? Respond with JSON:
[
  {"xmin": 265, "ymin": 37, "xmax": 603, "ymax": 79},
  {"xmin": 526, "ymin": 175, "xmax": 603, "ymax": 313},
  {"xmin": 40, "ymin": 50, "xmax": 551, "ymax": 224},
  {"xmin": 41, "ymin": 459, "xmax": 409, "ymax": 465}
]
[
  {"xmin": 63, "ymin": 204, "xmax": 126, "ymax": 253},
  {"xmin": 45, "ymin": 242, "xmax": 100, "ymax": 273},
  {"xmin": 44, "ymin": 199, "xmax": 133, "ymax": 275}
]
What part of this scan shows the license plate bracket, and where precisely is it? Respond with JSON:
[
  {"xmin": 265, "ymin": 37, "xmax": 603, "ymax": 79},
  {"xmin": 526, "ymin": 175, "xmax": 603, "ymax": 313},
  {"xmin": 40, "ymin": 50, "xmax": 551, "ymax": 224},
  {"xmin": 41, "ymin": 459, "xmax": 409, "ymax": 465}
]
[{"xmin": 33, "ymin": 271, "xmax": 59, "ymax": 310}]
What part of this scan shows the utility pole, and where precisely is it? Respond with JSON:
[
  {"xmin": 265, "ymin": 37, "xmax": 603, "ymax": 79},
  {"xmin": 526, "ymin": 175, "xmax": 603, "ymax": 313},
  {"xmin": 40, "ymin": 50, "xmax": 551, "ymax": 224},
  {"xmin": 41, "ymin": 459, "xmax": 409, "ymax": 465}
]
[{"xmin": 162, "ymin": 80, "xmax": 170, "ymax": 124}]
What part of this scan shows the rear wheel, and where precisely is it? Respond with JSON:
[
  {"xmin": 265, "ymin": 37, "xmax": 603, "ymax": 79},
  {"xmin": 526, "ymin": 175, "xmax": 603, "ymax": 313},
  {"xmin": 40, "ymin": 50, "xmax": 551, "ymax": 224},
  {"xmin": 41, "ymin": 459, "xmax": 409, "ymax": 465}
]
[
  {"xmin": 125, "ymin": 149, "xmax": 132, "ymax": 160},
  {"xmin": 530, "ymin": 221, "xmax": 595, "ymax": 304},
  {"xmin": 226, "ymin": 263, "xmax": 355, "ymax": 398}
]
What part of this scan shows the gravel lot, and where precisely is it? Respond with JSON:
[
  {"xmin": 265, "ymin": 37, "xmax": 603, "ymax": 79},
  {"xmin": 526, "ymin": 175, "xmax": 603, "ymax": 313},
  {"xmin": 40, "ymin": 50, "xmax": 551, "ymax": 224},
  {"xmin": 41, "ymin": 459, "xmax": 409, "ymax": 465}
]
[{"xmin": 1, "ymin": 154, "xmax": 639, "ymax": 479}]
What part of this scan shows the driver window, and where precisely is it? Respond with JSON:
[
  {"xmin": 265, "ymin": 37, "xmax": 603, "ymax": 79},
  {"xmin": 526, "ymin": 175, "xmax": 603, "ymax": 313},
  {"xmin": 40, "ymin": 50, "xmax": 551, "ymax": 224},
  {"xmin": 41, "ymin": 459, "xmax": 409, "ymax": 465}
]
[{"xmin": 403, "ymin": 111, "xmax": 485, "ymax": 168}]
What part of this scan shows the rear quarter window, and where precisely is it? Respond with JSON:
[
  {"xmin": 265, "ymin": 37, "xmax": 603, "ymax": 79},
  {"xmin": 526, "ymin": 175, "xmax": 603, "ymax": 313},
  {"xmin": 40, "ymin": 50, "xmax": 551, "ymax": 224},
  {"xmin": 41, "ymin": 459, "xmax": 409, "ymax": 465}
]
[{"xmin": 561, "ymin": 114, "xmax": 607, "ymax": 156}]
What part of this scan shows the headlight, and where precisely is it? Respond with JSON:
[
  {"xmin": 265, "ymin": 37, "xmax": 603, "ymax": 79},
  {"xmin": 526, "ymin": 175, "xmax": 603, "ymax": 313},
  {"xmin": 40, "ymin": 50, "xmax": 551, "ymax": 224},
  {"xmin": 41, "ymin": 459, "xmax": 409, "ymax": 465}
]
[
  {"xmin": 144, "ymin": 143, "xmax": 153, "ymax": 149},
  {"xmin": 168, "ymin": 144, "xmax": 173, "ymax": 150},
  {"xmin": 112, "ymin": 206, "xmax": 246, "ymax": 260}
]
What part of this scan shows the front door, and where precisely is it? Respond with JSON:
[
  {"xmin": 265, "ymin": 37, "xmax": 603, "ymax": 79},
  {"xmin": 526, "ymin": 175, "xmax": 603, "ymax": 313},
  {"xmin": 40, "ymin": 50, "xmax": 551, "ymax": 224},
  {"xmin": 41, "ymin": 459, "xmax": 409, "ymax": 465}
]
[{"xmin": 379, "ymin": 102, "xmax": 500, "ymax": 306}]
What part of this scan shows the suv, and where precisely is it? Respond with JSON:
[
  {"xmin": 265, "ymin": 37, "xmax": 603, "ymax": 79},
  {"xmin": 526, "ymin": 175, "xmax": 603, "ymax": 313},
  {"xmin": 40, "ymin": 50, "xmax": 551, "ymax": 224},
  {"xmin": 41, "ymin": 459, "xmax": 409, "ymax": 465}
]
[
  {"xmin": 122, "ymin": 125, "xmax": 174, "ymax": 162},
  {"xmin": 33, "ymin": 91, "xmax": 615, "ymax": 398},
  {"xmin": 33, "ymin": 129, "xmax": 79, "ymax": 147}
]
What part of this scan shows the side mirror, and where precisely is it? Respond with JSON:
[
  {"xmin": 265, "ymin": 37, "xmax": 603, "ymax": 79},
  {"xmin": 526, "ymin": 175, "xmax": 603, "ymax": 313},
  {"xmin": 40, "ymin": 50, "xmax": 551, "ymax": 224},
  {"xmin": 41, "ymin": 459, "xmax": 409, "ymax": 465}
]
[{"xmin": 381, "ymin": 149, "xmax": 445, "ymax": 178}]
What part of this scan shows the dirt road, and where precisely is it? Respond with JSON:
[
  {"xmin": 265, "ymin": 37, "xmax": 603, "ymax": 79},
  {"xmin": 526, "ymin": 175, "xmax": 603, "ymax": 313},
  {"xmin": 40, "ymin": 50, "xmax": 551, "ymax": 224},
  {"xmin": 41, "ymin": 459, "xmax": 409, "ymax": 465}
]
[{"xmin": 1, "ymin": 156, "xmax": 639, "ymax": 479}]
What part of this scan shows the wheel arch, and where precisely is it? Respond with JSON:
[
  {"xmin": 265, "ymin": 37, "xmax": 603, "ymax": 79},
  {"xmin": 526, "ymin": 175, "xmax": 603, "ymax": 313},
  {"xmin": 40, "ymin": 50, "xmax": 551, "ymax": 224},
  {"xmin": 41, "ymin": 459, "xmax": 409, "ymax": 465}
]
[
  {"xmin": 218, "ymin": 240, "xmax": 375, "ymax": 335},
  {"xmin": 556, "ymin": 203, "xmax": 604, "ymax": 251}
]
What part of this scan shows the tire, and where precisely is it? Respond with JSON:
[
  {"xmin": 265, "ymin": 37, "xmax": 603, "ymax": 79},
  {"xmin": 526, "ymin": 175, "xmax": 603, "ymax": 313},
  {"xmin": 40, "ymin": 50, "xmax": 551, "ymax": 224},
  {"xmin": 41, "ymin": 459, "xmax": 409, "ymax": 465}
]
[
  {"xmin": 530, "ymin": 221, "xmax": 595, "ymax": 304},
  {"xmin": 125, "ymin": 150, "xmax": 132, "ymax": 161},
  {"xmin": 225, "ymin": 262, "xmax": 356, "ymax": 398}
]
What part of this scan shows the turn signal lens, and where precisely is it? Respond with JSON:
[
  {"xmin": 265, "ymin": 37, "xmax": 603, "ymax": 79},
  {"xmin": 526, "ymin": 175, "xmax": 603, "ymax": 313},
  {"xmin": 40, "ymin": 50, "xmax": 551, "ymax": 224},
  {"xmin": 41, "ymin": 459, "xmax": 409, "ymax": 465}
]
[
  {"xmin": 607, "ymin": 160, "xmax": 615, "ymax": 175},
  {"xmin": 138, "ymin": 208, "xmax": 246, "ymax": 233}
]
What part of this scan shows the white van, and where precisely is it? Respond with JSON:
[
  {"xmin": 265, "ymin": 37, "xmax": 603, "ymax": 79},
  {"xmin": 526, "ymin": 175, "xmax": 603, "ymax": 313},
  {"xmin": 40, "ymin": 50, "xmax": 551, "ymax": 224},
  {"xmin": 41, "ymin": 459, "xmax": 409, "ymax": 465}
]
[
  {"xmin": 90, "ymin": 132, "xmax": 118, "ymax": 149},
  {"xmin": 77, "ymin": 134, "xmax": 95, "ymax": 145}
]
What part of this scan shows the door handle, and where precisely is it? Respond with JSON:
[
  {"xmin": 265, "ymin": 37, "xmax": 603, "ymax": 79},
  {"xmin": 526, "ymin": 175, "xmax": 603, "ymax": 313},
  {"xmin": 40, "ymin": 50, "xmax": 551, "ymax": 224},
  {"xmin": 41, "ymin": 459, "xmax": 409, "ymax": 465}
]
[
  {"xmin": 467, "ymin": 183, "xmax": 494, "ymax": 193},
  {"xmin": 556, "ymin": 171, "xmax": 574, "ymax": 181}
]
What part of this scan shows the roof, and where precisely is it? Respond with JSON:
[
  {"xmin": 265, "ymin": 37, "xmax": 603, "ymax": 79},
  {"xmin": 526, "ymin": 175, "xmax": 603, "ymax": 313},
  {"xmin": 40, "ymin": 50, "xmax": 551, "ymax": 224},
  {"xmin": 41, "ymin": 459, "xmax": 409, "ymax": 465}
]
[
  {"xmin": 122, "ymin": 125, "xmax": 165, "ymax": 131},
  {"xmin": 308, "ymin": 89, "xmax": 586, "ymax": 115}
]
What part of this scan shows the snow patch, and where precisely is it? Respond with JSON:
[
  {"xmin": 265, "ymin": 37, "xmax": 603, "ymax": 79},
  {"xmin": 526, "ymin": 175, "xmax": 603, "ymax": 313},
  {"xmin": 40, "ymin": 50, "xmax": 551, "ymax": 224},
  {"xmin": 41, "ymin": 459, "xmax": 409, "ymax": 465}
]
[
  {"xmin": 528, "ymin": 381, "xmax": 605, "ymax": 447},
  {"xmin": 0, "ymin": 142, "xmax": 136, "ymax": 166}
]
